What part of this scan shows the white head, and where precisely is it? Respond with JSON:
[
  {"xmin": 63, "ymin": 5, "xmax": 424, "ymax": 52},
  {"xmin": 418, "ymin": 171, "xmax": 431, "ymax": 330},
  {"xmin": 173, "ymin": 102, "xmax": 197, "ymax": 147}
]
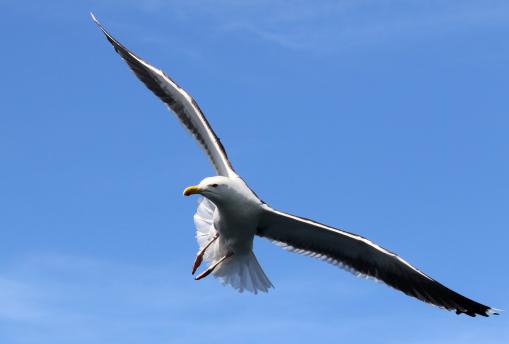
[{"xmin": 183, "ymin": 176, "xmax": 238, "ymax": 205}]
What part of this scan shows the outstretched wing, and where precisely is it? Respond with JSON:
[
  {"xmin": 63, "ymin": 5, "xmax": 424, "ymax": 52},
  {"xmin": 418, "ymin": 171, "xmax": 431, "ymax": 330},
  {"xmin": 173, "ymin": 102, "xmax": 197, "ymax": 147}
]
[
  {"xmin": 91, "ymin": 14, "xmax": 236, "ymax": 177},
  {"xmin": 257, "ymin": 206, "xmax": 497, "ymax": 317}
]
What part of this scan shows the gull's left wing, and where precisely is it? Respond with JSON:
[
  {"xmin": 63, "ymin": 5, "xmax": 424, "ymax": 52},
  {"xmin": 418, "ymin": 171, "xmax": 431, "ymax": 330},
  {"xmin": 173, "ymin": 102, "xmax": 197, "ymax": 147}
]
[
  {"xmin": 257, "ymin": 206, "xmax": 497, "ymax": 317},
  {"xmin": 91, "ymin": 14, "xmax": 236, "ymax": 177}
]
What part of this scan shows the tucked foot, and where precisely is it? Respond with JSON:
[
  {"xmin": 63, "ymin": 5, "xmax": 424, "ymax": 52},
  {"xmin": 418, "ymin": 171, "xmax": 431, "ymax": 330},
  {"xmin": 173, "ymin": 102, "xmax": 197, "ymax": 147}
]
[
  {"xmin": 195, "ymin": 251, "xmax": 233, "ymax": 281},
  {"xmin": 192, "ymin": 233, "xmax": 219, "ymax": 275}
]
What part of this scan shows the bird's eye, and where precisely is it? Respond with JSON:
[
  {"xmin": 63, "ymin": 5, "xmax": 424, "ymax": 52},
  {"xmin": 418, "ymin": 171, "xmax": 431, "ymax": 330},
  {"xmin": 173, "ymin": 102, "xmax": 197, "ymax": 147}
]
[{"xmin": 211, "ymin": 184, "xmax": 218, "ymax": 187}]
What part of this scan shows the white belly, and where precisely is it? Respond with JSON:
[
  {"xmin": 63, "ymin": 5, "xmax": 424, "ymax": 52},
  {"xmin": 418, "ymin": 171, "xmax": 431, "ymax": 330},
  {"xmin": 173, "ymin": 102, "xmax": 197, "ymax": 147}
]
[
  {"xmin": 196, "ymin": 176, "xmax": 264, "ymax": 255},
  {"xmin": 191, "ymin": 192, "xmax": 273, "ymax": 294},
  {"xmin": 214, "ymin": 208, "xmax": 258, "ymax": 254}
]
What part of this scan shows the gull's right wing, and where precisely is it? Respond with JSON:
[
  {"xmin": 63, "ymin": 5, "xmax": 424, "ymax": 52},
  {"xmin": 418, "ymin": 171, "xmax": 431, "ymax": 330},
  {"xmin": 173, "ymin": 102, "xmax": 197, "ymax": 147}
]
[
  {"xmin": 91, "ymin": 14, "xmax": 236, "ymax": 177},
  {"xmin": 257, "ymin": 206, "xmax": 498, "ymax": 317}
]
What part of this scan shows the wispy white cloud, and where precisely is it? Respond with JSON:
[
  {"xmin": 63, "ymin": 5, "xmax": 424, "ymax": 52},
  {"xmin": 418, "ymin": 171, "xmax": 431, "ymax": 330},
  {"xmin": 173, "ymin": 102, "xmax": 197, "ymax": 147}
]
[
  {"xmin": 8, "ymin": 0, "xmax": 507, "ymax": 55},
  {"xmin": 2, "ymin": 251, "xmax": 508, "ymax": 344},
  {"xmin": 0, "ymin": 278, "xmax": 44, "ymax": 321},
  {"xmin": 0, "ymin": 253, "xmax": 198, "ymax": 343},
  {"xmin": 0, "ymin": 252, "xmax": 378, "ymax": 344},
  {"xmin": 106, "ymin": 0, "xmax": 509, "ymax": 53}
]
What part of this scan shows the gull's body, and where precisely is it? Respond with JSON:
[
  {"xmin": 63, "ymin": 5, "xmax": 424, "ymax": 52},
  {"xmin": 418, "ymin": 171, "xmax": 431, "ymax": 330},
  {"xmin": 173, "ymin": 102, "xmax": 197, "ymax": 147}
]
[
  {"xmin": 202, "ymin": 176, "xmax": 262, "ymax": 254},
  {"xmin": 92, "ymin": 14, "xmax": 498, "ymax": 316}
]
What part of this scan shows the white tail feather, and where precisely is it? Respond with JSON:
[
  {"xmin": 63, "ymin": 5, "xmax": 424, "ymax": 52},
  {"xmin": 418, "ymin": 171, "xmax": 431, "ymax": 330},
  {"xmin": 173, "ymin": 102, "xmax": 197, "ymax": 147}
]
[
  {"xmin": 193, "ymin": 198, "xmax": 273, "ymax": 294},
  {"xmin": 214, "ymin": 251, "xmax": 273, "ymax": 294}
]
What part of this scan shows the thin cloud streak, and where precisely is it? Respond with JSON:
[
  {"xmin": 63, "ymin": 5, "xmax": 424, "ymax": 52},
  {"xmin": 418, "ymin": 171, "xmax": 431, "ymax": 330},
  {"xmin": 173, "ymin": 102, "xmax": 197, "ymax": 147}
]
[
  {"xmin": 0, "ymin": 252, "xmax": 374, "ymax": 344},
  {"xmin": 111, "ymin": 0, "xmax": 509, "ymax": 53},
  {"xmin": 2, "ymin": 252, "xmax": 507, "ymax": 344}
]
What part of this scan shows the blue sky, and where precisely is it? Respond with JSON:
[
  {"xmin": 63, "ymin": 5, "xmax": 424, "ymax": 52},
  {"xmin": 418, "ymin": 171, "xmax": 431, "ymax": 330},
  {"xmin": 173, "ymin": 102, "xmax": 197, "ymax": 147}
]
[{"xmin": 1, "ymin": 0, "xmax": 508, "ymax": 343}]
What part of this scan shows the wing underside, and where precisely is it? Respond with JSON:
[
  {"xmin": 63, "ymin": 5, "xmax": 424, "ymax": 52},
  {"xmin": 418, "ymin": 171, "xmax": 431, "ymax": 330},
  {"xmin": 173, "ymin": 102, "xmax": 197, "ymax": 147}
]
[
  {"xmin": 92, "ymin": 14, "xmax": 236, "ymax": 177},
  {"xmin": 257, "ymin": 206, "xmax": 496, "ymax": 317}
]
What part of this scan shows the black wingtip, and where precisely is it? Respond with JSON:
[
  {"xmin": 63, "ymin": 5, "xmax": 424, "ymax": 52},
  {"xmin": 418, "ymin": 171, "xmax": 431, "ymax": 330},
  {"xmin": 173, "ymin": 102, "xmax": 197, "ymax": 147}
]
[
  {"xmin": 90, "ymin": 12, "xmax": 104, "ymax": 31},
  {"xmin": 456, "ymin": 306, "xmax": 502, "ymax": 317},
  {"xmin": 90, "ymin": 13, "xmax": 110, "ymax": 39},
  {"xmin": 487, "ymin": 308, "xmax": 502, "ymax": 316},
  {"xmin": 90, "ymin": 12, "xmax": 108, "ymax": 39},
  {"xmin": 90, "ymin": 13, "xmax": 129, "ymax": 56}
]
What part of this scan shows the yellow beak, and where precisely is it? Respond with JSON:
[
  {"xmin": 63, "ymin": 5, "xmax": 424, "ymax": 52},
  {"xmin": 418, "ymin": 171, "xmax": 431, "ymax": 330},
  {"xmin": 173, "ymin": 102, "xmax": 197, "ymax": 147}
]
[{"xmin": 183, "ymin": 185, "xmax": 201, "ymax": 196}]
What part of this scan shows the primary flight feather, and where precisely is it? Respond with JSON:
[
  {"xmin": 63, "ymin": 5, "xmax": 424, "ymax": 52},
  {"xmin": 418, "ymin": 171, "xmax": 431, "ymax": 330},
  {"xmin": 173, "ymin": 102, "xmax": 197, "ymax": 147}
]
[{"xmin": 92, "ymin": 14, "xmax": 498, "ymax": 317}]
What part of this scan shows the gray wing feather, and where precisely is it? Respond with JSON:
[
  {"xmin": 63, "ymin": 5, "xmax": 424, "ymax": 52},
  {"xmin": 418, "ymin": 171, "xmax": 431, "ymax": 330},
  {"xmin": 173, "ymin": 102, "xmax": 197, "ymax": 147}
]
[
  {"xmin": 257, "ymin": 206, "xmax": 496, "ymax": 317},
  {"xmin": 92, "ymin": 14, "xmax": 236, "ymax": 177}
]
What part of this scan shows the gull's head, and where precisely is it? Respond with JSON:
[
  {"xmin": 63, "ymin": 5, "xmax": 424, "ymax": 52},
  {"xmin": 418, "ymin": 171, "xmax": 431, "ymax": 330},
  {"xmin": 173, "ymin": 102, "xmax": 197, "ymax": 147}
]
[{"xmin": 183, "ymin": 176, "xmax": 235, "ymax": 204}]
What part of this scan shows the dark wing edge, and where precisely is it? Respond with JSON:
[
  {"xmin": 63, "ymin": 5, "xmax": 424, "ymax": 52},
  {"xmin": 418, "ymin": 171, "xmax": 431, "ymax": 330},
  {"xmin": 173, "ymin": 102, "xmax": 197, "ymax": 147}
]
[
  {"xmin": 257, "ymin": 206, "xmax": 499, "ymax": 317},
  {"xmin": 91, "ymin": 13, "xmax": 236, "ymax": 177}
]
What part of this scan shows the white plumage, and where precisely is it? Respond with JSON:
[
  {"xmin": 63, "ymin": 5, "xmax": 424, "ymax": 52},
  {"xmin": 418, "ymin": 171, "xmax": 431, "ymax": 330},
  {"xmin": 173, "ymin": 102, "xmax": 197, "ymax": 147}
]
[{"xmin": 194, "ymin": 197, "xmax": 273, "ymax": 293}]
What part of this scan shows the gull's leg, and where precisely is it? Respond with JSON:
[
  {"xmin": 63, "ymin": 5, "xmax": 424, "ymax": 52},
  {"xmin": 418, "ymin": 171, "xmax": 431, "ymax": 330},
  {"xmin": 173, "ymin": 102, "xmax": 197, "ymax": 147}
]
[
  {"xmin": 195, "ymin": 251, "xmax": 233, "ymax": 281},
  {"xmin": 192, "ymin": 233, "xmax": 219, "ymax": 275}
]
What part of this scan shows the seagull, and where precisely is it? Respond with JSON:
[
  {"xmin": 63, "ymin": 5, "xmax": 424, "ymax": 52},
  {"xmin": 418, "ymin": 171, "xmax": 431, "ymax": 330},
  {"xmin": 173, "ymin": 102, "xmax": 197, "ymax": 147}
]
[{"xmin": 92, "ymin": 14, "xmax": 498, "ymax": 317}]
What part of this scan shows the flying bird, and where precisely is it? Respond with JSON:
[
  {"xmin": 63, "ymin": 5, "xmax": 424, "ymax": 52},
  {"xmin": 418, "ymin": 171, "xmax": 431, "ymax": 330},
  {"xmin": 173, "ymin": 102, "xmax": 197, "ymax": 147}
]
[{"xmin": 92, "ymin": 14, "xmax": 498, "ymax": 317}]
